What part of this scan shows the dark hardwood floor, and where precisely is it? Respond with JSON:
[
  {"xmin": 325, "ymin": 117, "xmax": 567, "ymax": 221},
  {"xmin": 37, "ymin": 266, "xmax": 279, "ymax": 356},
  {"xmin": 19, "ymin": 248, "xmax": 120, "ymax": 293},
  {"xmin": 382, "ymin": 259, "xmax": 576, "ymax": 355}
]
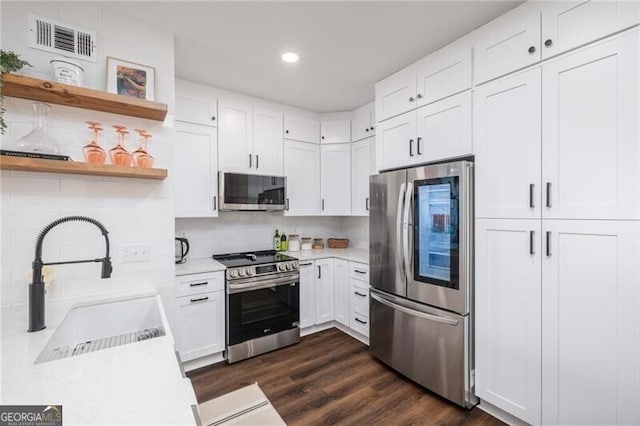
[{"xmin": 188, "ymin": 328, "xmax": 503, "ymax": 425}]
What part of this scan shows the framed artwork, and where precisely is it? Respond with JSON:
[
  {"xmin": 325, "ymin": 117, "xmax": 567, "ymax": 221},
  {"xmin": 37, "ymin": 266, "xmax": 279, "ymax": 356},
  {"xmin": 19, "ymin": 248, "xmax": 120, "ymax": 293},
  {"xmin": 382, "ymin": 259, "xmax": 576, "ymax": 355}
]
[{"xmin": 106, "ymin": 57, "xmax": 156, "ymax": 101}]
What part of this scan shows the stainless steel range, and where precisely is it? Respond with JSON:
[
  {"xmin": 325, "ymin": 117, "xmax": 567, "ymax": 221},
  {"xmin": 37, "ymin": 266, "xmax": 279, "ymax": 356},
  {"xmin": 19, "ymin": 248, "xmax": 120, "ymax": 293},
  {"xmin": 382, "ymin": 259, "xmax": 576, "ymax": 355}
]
[{"xmin": 213, "ymin": 250, "xmax": 300, "ymax": 363}]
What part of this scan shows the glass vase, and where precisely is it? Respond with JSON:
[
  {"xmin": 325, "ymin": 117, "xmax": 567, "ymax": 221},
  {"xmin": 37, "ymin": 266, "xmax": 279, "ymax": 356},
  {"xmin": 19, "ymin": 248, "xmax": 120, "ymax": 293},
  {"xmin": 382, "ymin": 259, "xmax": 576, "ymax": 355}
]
[{"xmin": 15, "ymin": 103, "xmax": 63, "ymax": 154}]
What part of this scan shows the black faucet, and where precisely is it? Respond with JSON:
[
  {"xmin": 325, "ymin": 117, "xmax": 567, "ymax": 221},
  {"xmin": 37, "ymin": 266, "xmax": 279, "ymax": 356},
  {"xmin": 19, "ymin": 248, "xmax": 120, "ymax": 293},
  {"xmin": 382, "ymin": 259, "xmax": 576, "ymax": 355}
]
[{"xmin": 28, "ymin": 216, "xmax": 113, "ymax": 332}]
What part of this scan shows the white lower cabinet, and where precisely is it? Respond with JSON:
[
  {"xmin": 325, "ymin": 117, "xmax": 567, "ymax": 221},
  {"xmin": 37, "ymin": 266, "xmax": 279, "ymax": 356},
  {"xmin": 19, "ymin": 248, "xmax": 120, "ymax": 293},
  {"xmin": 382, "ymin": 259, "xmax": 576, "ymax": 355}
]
[
  {"xmin": 333, "ymin": 259, "xmax": 350, "ymax": 326},
  {"xmin": 298, "ymin": 261, "xmax": 317, "ymax": 329},
  {"xmin": 475, "ymin": 219, "xmax": 541, "ymax": 424},
  {"xmin": 541, "ymin": 220, "xmax": 640, "ymax": 425},
  {"xmin": 315, "ymin": 258, "xmax": 335, "ymax": 324},
  {"xmin": 174, "ymin": 272, "xmax": 225, "ymax": 362}
]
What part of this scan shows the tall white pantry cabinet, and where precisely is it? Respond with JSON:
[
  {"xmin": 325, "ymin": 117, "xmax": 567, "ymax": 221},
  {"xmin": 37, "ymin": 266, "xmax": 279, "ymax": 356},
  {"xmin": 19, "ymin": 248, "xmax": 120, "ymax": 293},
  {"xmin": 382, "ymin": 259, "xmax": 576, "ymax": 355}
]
[{"xmin": 474, "ymin": 27, "xmax": 640, "ymax": 426}]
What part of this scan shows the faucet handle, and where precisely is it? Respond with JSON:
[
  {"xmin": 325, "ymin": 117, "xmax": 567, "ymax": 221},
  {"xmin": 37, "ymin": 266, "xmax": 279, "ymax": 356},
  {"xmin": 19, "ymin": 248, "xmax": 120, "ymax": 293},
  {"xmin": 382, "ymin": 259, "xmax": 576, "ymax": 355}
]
[{"xmin": 101, "ymin": 257, "xmax": 113, "ymax": 279}]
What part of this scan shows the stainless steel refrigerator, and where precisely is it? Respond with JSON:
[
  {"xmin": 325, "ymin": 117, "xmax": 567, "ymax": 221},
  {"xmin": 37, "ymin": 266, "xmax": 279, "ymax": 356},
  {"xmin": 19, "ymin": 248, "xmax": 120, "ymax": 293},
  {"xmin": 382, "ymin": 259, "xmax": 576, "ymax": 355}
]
[{"xmin": 369, "ymin": 159, "xmax": 477, "ymax": 408}]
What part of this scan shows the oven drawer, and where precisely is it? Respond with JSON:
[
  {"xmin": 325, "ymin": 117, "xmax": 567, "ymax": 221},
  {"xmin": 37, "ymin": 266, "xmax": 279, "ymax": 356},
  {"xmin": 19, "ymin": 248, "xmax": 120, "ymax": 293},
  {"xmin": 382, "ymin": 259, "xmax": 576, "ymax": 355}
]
[
  {"xmin": 176, "ymin": 272, "xmax": 224, "ymax": 297},
  {"xmin": 350, "ymin": 262, "xmax": 369, "ymax": 282}
]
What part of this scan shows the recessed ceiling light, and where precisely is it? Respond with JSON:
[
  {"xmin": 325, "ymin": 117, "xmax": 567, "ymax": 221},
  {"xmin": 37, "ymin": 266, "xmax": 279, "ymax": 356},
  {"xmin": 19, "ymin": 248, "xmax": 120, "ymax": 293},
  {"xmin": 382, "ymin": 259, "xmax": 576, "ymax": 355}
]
[{"xmin": 281, "ymin": 52, "xmax": 299, "ymax": 63}]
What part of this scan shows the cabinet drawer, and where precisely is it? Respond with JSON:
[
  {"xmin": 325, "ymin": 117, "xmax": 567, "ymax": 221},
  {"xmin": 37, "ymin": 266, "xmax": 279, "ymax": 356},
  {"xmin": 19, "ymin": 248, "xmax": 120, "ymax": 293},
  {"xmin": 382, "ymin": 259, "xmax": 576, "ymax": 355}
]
[
  {"xmin": 176, "ymin": 272, "xmax": 224, "ymax": 297},
  {"xmin": 351, "ymin": 309, "xmax": 369, "ymax": 337},
  {"xmin": 351, "ymin": 282, "xmax": 369, "ymax": 313},
  {"xmin": 349, "ymin": 263, "xmax": 369, "ymax": 282}
]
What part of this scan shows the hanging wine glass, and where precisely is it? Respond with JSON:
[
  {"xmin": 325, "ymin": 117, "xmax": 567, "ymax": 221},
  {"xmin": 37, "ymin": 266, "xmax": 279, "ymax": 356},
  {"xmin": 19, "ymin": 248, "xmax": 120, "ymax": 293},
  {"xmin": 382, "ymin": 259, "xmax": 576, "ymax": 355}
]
[
  {"xmin": 82, "ymin": 121, "xmax": 106, "ymax": 164},
  {"xmin": 109, "ymin": 125, "xmax": 132, "ymax": 166},
  {"xmin": 132, "ymin": 129, "xmax": 154, "ymax": 168}
]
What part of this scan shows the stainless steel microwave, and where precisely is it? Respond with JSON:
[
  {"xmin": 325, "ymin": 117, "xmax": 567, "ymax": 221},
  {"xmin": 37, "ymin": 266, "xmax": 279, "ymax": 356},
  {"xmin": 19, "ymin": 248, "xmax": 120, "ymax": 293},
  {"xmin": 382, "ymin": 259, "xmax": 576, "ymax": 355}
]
[{"xmin": 218, "ymin": 172, "xmax": 286, "ymax": 211}]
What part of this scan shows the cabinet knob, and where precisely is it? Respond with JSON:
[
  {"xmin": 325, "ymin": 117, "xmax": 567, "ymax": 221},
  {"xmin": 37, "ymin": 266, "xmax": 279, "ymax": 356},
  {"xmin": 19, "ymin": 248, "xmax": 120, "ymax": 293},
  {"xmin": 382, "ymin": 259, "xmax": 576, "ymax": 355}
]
[
  {"xmin": 416, "ymin": 94, "xmax": 422, "ymax": 99},
  {"xmin": 211, "ymin": 116, "xmax": 216, "ymax": 121},
  {"xmin": 528, "ymin": 46, "xmax": 536, "ymax": 54},
  {"xmin": 544, "ymin": 39, "xmax": 553, "ymax": 47},
  {"xmin": 365, "ymin": 128, "xmax": 369, "ymax": 132},
  {"xmin": 321, "ymin": 136, "xmax": 325, "ymax": 140},
  {"xmin": 408, "ymin": 96, "xmax": 415, "ymax": 102},
  {"xmin": 285, "ymin": 129, "xmax": 289, "ymax": 134},
  {"xmin": 370, "ymin": 127, "xmax": 374, "ymax": 131}
]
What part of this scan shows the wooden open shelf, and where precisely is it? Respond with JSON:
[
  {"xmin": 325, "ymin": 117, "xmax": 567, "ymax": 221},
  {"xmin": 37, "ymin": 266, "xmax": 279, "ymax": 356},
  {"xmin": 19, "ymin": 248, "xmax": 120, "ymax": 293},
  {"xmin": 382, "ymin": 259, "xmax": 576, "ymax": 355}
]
[
  {"xmin": 1, "ymin": 73, "xmax": 168, "ymax": 121},
  {"xmin": 0, "ymin": 156, "xmax": 167, "ymax": 180}
]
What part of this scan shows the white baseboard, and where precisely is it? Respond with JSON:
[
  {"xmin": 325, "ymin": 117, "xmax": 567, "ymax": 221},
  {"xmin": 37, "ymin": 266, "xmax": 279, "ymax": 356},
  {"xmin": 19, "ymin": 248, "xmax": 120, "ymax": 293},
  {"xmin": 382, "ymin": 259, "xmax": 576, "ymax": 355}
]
[
  {"xmin": 477, "ymin": 400, "xmax": 530, "ymax": 426},
  {"xmin": 334, "ymin": 323, "xmax": 369, "ymax": 346},
  {"xmin": 183, "ymin": 352, "xmax": 224, "ymax": 372},
  {"xmin": 301, "ymin": 322, "xmax": 369, "ymax": 346}
]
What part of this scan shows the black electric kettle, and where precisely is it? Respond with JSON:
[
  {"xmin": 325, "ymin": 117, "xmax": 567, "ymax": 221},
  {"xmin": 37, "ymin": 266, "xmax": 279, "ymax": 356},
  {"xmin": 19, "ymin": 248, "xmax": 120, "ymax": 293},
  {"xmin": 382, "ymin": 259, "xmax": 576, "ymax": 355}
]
[{"xmin": 175, "ymin": 237, "xmax": 190, "ymax": 264}]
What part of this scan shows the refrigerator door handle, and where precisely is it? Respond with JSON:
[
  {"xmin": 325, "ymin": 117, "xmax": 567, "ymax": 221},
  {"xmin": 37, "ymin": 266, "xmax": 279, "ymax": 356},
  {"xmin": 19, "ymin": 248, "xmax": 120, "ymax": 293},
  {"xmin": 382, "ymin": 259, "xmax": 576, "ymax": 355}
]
[
  {"xmin": 371, "ymin": 292, "xmax": 459, "ymax": 326},
  {"xmin": 402, "ymin": 181, "xmax": 413, "ymax": 281},
  {"xmin": 396, "ymin": 182, "xmax": 406, "ymax": 278}
]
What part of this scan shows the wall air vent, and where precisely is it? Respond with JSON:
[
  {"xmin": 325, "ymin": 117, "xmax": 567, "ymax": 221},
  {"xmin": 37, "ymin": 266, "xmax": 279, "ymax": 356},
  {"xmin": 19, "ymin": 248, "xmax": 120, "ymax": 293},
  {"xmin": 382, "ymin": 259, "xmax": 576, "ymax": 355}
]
[{"xmin": 28, "ymin": 14, "xmax": 97, "ymax": 63}]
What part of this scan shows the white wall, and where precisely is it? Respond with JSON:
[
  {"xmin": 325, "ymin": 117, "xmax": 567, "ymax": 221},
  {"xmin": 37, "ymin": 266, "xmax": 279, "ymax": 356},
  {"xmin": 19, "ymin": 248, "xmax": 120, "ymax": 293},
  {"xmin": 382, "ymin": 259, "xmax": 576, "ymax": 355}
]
[
  {"xmin": 0, "ymin": 2, "xmax": 176, "ymax": 308},
  {"xmin": 341, "ymin": 216, "xmax": 369, "ymax": 249}
]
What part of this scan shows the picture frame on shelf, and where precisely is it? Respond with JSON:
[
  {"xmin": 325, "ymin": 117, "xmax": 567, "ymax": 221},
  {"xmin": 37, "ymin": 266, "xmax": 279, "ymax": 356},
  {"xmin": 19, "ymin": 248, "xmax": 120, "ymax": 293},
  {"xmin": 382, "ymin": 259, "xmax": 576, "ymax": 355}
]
[{"xmin": 106, "ymin": 57, "xmax": 155, "ymax": 101}]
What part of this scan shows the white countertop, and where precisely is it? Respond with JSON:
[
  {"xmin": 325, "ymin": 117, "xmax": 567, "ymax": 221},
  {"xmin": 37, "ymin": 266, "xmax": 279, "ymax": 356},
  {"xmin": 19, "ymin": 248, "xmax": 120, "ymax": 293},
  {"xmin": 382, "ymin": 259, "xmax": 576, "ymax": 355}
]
[
  {"xmin": 175, "ymin": 258, "xmax": 226, "ymax": 276},
  {"xmin": 283, "ymin": 247, "xmax": 369, "ymax": 264},
  {"xmin": 1, "ymin": 291, "xmax": 197, "ymax": 425}
]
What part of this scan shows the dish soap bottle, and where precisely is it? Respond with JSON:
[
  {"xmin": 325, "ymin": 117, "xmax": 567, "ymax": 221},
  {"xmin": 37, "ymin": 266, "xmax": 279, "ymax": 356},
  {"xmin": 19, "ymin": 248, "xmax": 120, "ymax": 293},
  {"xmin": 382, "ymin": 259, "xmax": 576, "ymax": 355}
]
[
  {"xmin": 274, "ymin": 229, "xmax": 281, "ymax": 251},
  {"xmin": 280, "ymin": 233, "xmax": 288, "ymax": 251}
]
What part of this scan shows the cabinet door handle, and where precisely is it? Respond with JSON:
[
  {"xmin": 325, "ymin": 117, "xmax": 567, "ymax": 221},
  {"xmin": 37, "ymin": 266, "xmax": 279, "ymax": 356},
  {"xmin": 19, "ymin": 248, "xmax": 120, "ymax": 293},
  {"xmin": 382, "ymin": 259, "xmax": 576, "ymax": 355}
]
[
  {"xmin": 529, "ymin": 231, "xmax": 535, "ymax": 255},
  {"xmin": 366, "ymin": 197, "xmax": 370, "ymax": 211},
  {"xmin": 354, "ymin": 291, "xmax": 367, "ymax": 297},
  {"xmin": 409, "ymin": 139, "xmax": 414, "ymax": 157},
  {"xmin": 322, "ymin": 199, "xmax": 325, "ymax": 211},
  {"xmin": 529, "ymin": 184, "xmax": 535, "ymax": 208},
  {"xmin": 318, "ymin": 265, "xmax": 321, "ymax": 279},
  {"xmin": 285, "ymin": 198, "xmax": 290, "ymax": 211},
  {"xmin": 189, "ymin": 282, "xmax": 208, "ymax": 287},
  {"xmin": 249, "ymin": 154, "xmax": 252, "ymax": 168},
  {"xmin": 213, "ymin": 196, "xmax": 217, "ymax": 211},
  {"xmin": 190, "ymin": 296, "xmax": 209, "ymax": 303},
  {"xmin": 354, "ymin": 269, "xmax": 366, "ymax": 274},
  {"xmin": 300, "ymin": 262, "xmax": 313, "ymax": 266},
  {"xmin": 546, "ymin": 182, "xmax": 552, "ymax": 208},
  {"xmin": 544, "ymin": 39, "xmax": 553, "ymax": 47},
  {"xmin": 416, "ymin": 137, "xmax": 422, "ymax": 155},
  {"xmin": 355, "ymin": 317, "xmax": 367, "ymax": 325},
  {"xmin": 546, "ymin": 231, "xmax": 551, "ymax": 257},
  {"xmin": 256, "ymin": 154, "xmax": 259, "ymax": 169},
  {"xmin": 528, "ymin": 46, "xmax": 536, "ymax": 54}
]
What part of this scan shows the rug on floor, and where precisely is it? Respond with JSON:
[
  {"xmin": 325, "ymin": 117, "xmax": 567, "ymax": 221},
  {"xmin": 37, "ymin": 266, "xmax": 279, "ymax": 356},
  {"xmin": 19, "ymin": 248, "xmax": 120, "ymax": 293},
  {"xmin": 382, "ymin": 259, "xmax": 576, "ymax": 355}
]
[{"xmin": 197, "ymin": 382, "xmax": 286, "ymax": 426}]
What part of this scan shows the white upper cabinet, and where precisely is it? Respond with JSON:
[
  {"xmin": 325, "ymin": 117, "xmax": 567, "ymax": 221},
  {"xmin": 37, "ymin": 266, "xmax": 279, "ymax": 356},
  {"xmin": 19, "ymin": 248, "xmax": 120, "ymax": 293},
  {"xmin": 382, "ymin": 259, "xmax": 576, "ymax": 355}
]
[
  {"xmin": 173, "ymin": 122, "xmax": 219, "ymax": 218},
  {"xmin": 542, "ymin": 220, "xmax": 640, "ymax": 425},
  {"xmin": 474, "ymin": 68, "xmax": 542, "ymax": 219},
  {"xmin": 175, "ymin": 80, "xmax": 218, "ymax": 127},
  {"xmin": 218, "ymin": 98, "xmax": 253, "ymax": 173},
  {"xmin": 351, "ymin": 138, "xmax": 374, "ymax": 216},
  {"xmin": 542, "ymin": 30, "xmax": 640, "ymax": 220},
  {"xmin": 376, "ymin": 111, "xmax": 417, "ymax": 171},
  {"xmin": 252, "ymin": 107, "xmax": 284, "ymax": 175},
  {"xmin": 416, "ymin": 90, "xmax": 472, "ymax": 163},
  {"xmin": 375, "ymin": 63, "xmax": 417, "ymax": 122},
  {"xmin": 333, "ymin": 259, "xmax": 350, "ymax": 327},
  {"xmin": 474, "ymin": 2, "xmax": 542, "ymax": 85},
  {"xmin": 321, "ymin": 143, "xmax": 351, "ymax": 215},
  {"xmin": 351, "ymin": 102, "xmax": 375, "ymax": 142},
  {"xmin": 541, "ymin": 1, "xmax": 640, "ymax": 60},
  {"xmin": 321, "ymin": 119, "xmax": 351, "ymax": 144},
  {"xmin": 415, "ymin": 36, "xmax": 473, "ymax": 106},
  {"xmin": 475, "ymin": 219, "xmax": 541, "ymax": 425},
  {"xmin": 283, "ymin": 140, "xmax": 321, "ymax": 216},
  {"xmin": 284, "ymin": 114, "xmax": 320, "ymax": 144}
]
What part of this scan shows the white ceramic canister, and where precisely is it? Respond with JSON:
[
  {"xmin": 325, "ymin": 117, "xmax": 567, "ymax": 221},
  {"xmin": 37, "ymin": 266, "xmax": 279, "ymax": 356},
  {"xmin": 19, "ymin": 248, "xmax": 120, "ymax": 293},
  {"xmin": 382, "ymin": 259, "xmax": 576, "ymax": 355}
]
[
  {"xmin": 50, "ymin": 57, "xmax": 84, "ymax": 86},
  {"xmin": 288, "ymin": 234, "xmax": 300, "ymax": 252}
]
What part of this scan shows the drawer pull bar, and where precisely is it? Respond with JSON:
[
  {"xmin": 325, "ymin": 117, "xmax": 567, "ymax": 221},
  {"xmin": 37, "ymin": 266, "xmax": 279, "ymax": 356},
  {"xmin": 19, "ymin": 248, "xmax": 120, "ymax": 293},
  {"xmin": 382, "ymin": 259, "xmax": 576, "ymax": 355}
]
[
  {"xmin": 354, "ymin": 318, "xmax": 367, "ymax": 325},
  {"xmin": 354, "ymin": 269, "xmax": 366, "ymax": 274},
  {"xmin": 190, "ymin": 296, "xmax": 209, "ymax": 303},
  {"xmin": 354, "ymin": 291, "xmax": 367, "ymax": 297},
  {"xmin": 189, "ymin": 282, "xmax": 208, "ymax": 287}
]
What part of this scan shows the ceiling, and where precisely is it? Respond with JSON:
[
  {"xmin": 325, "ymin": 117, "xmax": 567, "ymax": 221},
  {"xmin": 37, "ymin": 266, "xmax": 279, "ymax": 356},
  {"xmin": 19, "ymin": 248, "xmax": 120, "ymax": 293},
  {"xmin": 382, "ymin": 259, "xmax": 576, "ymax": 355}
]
[{"xmin": 108, "ymin": 1, "xmax": 520, "ymax": 112}]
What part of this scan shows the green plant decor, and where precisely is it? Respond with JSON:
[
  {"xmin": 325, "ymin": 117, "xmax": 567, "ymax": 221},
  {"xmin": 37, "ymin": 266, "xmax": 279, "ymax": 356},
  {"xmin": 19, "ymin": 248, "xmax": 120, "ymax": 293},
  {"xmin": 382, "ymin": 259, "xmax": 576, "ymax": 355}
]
[{"xmin": 0, "ymin": 50, "xmax": 32, "ymax": 134}]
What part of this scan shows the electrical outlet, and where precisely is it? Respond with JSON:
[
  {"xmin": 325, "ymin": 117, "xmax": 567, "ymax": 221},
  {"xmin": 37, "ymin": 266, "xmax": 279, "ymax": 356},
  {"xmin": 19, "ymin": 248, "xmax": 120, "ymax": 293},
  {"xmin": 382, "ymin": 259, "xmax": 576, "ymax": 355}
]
[{"xmin": 122, "ymin": 243, "xmax": 151, "ymax": 262}]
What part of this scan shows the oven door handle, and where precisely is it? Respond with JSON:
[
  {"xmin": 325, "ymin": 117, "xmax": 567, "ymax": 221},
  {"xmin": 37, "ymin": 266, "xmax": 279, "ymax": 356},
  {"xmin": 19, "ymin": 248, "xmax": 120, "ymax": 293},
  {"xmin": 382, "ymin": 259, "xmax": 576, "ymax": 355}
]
[{"xmin": 228, "ymin": 277, "xmax": 298, "ymax": 294}]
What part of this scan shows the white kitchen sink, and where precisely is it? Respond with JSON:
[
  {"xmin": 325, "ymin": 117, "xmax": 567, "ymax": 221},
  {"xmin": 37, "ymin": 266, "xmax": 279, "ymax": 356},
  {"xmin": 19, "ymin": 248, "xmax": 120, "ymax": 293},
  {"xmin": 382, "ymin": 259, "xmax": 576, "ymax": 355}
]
[{"xmin": 36, "ymin": 295, "xmax": 168, "ymax": 364}]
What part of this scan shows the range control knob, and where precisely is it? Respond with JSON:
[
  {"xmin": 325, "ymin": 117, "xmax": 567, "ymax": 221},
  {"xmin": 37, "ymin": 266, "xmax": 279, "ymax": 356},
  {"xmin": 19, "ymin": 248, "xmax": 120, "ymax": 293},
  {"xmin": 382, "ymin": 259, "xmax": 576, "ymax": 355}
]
[
  {"xmin": 238, "ymin": 269, "xmax": 246, "ymax": 277},
  {"xmin": 246, "ymin": 267, "xmax": 255, "ymax": 276},
  {"xmin": 286, "ymin": 263, "xmax": 293, "ymax": 271},
  {"xmin": 291, "ymin": 262, "xmax": 298, "ymax": 270},
  {"xmin": 278, "ymin": 263, "xmax": 286, "ymax": 271},
  {"xmin": 229, "ymin": 269, "xmax": 238, "ymax": 278}
]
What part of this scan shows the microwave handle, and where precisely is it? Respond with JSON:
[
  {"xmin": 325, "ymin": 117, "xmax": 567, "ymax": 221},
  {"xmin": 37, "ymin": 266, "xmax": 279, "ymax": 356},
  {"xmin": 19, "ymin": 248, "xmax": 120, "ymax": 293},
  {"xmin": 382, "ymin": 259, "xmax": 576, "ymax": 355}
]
[{"xmin": 249, "ymin": 154, "xmax": 252, "ymax": 169}]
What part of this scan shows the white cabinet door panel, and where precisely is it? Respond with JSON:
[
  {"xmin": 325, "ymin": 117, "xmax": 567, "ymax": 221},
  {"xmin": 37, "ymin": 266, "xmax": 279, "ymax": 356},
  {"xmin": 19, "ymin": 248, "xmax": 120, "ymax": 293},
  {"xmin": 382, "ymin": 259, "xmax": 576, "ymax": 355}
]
[
  {"xmin": 219, "ymin": 98, "xmax": 252, "ymax": 173},
  {"xmin": 474, "ymin": 2, "xmax": 542, "ymax": 84},
  {"xmin": 284, "ymin": 140, "xmax": 321, "ymax": 216},
  {"xmin": 321, "ymin": 119, "xmax": 351, "ymax": 144},
  {"xmin": 375, "ymin": 63, "xmax": 417, "ymax": 122},
  {"xmin": 351, "ymin": 138, "xmax": 374, "ymax": 216},
  {"xmin": 542, "ymin": 30, "xmax": 640, "ymax": 220},
  {"xmin": 352, "ymin": 102, "xmax": 375, "ymax": 142},
  {"xmin": 173, "ymin": 122, "xmax": 218, "ymax": 218},
  {"xmin": 475, "ymin": 68, "xmax": 542, "ymax": 219},
  {"xmin": 376, "ymin": 111, "xmax": 417, "ymax": 172},
  {"xmin": 284, "ymin": 115, "xmax": 320, "ymax": 144},
  {"xmin": 416, "ymin": 36, "xmax": 472, "ymax": 106},
  {"xmin": 416, "ymin": 91, "xmax": 472, "ymax": 163},
  {"xmin": 252, "ymin": 107, "xmax": 283, "ymax": 175},
  {"xmin": 333, "ymin": 259, "xmax": 349, "ymax": 326},
  {"xmin": 175, "ymin": 94, "xmax": 217, "ymax": 127},
  {"xmin": 542, "ymin": 220, "xmax": 640, "ymax": 425},
  {"xmin": 315, "ymin": 259, "xmax": 334, "ymax": 324},
  {"xmin": 321, "ymin": 143, "xmax": 351, "ymax": 215},
  {"xmin": 475, "ymin": 219, "xmax": 541, "ymax": 425},
  {"xmin": 175, "ymin": 291, "xmax": 225, "ymax": 361},
  {"xmin": 299, "ymin": 261, "xmax": 316, "ymax": 328}
]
